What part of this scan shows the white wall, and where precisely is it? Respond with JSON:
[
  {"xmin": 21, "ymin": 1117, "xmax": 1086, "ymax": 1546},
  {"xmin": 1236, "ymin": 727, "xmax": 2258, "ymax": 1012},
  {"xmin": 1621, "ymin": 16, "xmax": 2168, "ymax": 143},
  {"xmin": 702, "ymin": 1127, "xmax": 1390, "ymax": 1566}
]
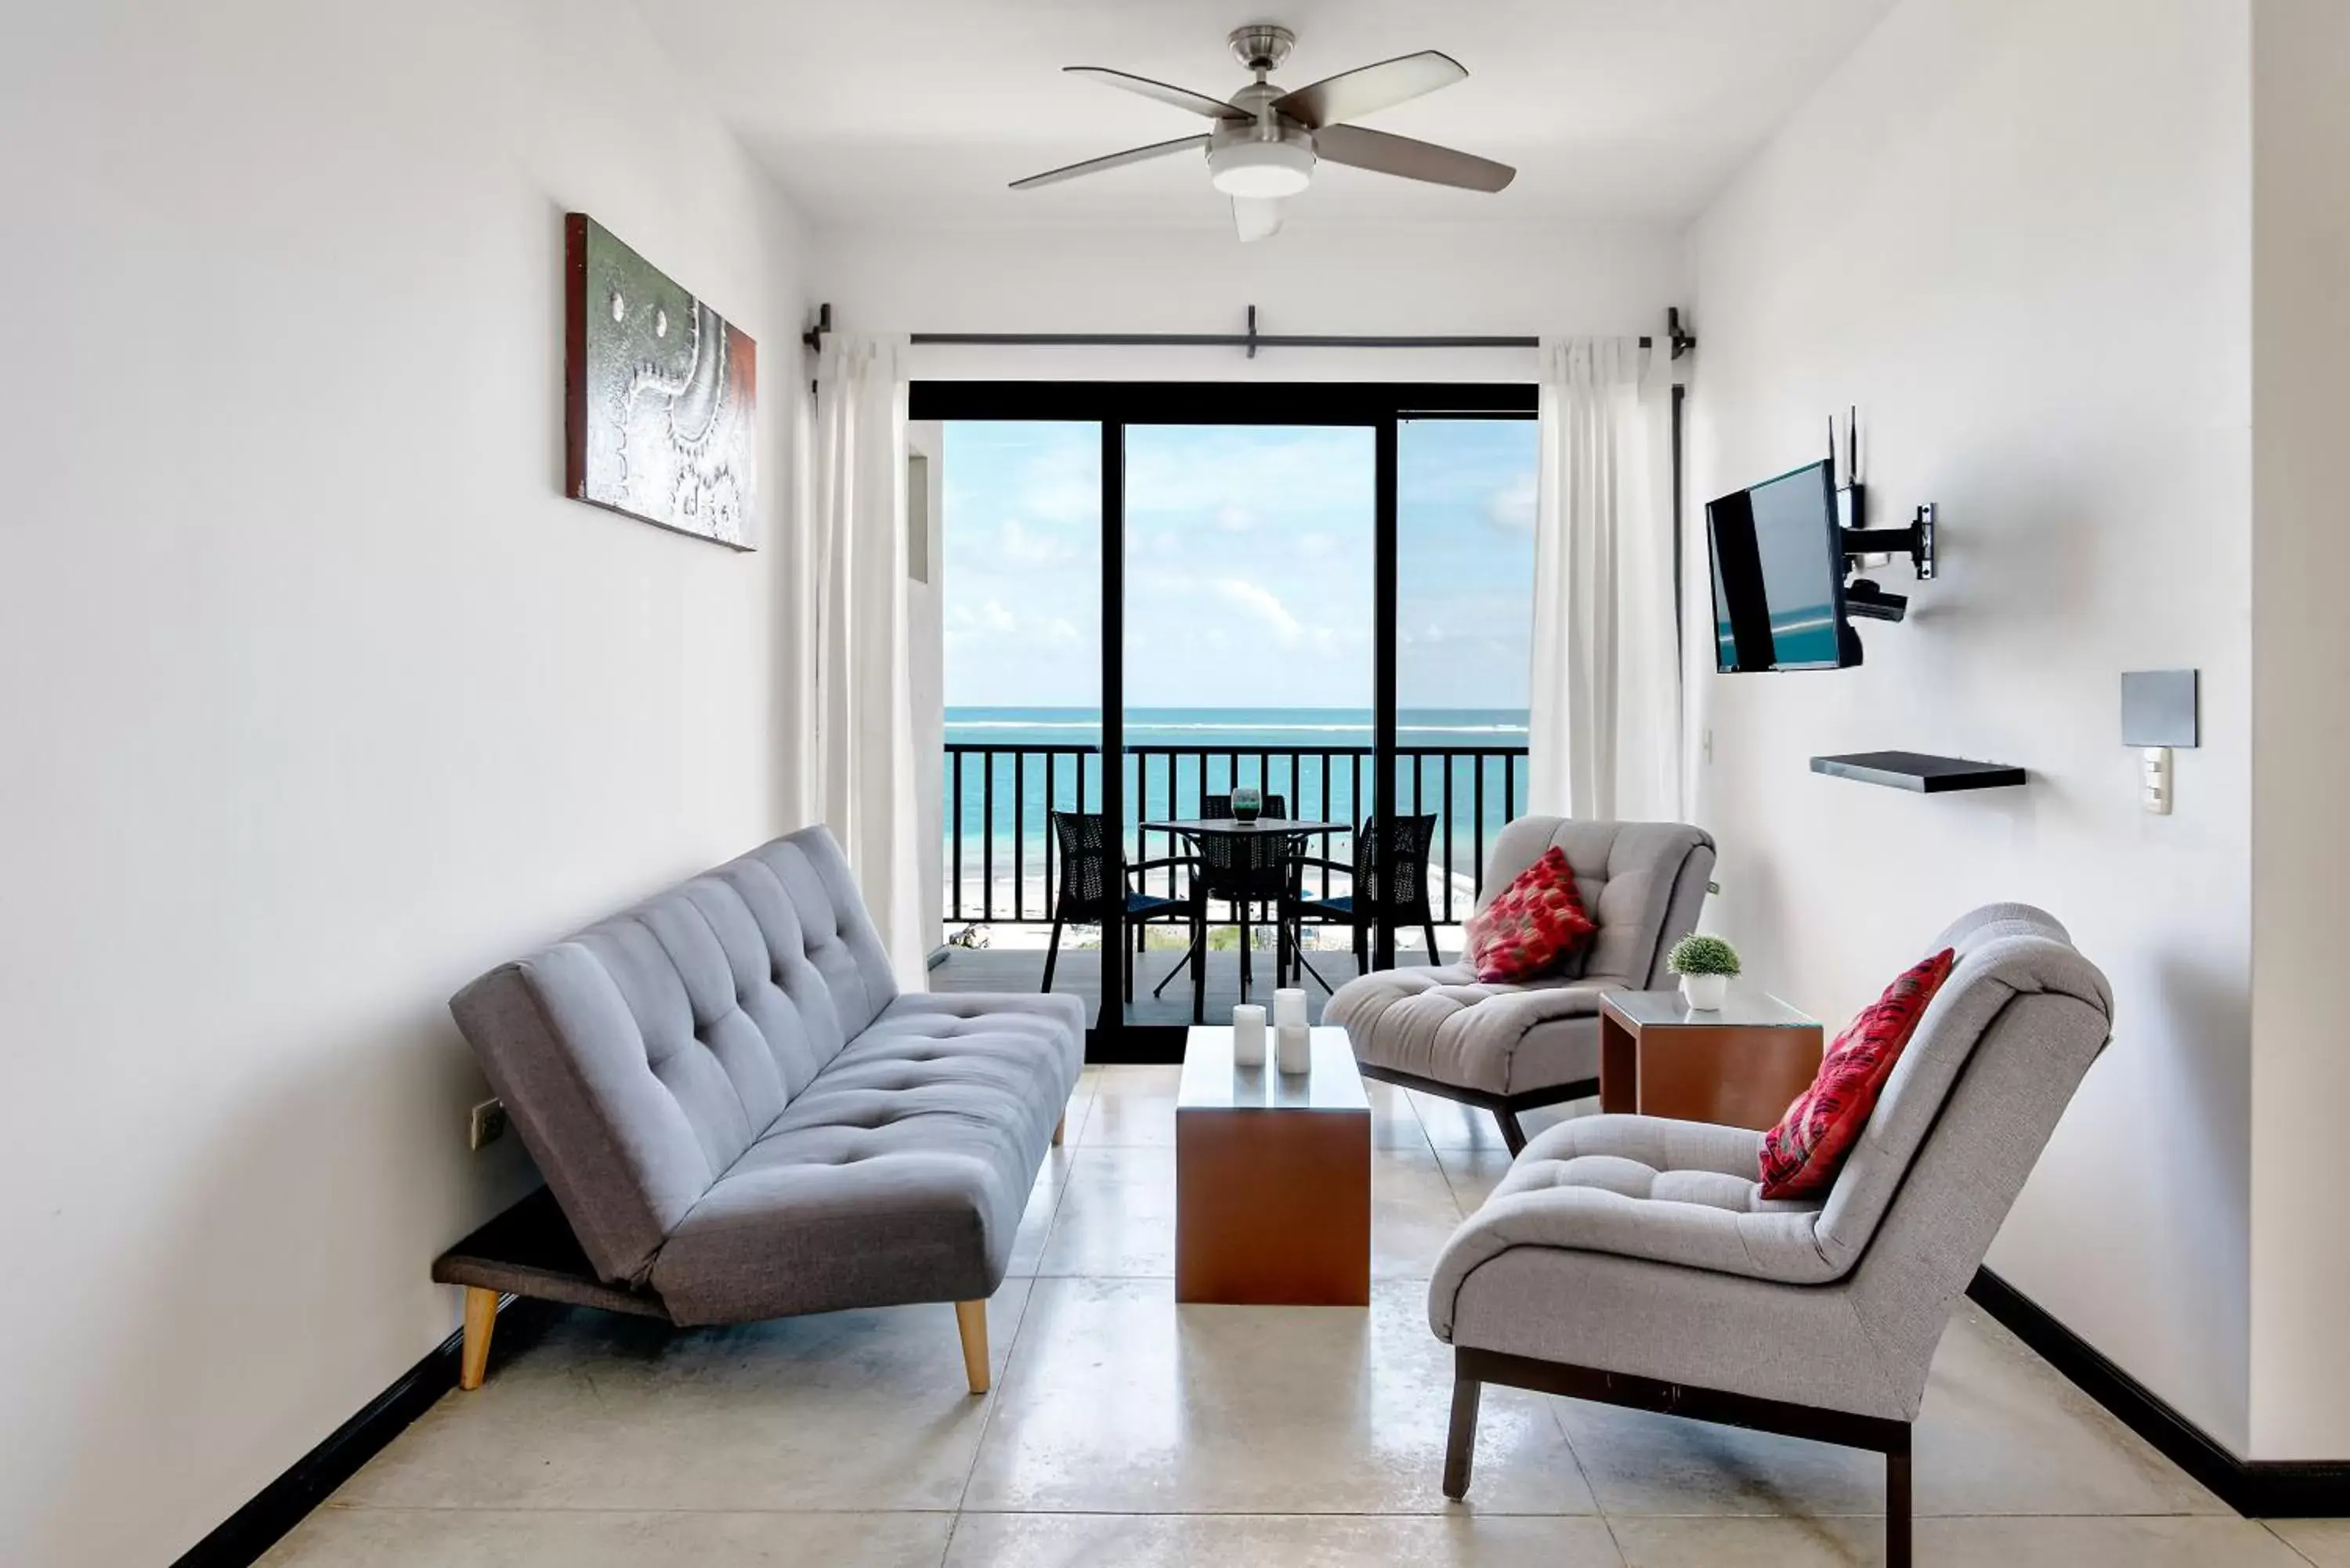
[
  {"xmin": 812, "ymin": 219, "xmax": 1686, "ymax": 381},
  {"xmin": 0, "ymin": 4, "xmax": 810, "ymax": 1563},
  {"xmin": 1687, "ymin": 0, "xmax": 2256, "ymax": 1451},
  {"xmin": 2248, "ymin": 0, "xmax": 2350, "ymax": 1463}
]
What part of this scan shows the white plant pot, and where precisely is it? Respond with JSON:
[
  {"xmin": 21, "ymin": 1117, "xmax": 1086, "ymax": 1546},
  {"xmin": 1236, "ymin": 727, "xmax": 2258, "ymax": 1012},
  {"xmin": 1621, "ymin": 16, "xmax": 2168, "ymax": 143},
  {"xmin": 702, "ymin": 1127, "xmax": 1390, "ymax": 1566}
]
[{"xmin": 1680, "ymin": 972, "xmax": 1730, "ymax": 1011}]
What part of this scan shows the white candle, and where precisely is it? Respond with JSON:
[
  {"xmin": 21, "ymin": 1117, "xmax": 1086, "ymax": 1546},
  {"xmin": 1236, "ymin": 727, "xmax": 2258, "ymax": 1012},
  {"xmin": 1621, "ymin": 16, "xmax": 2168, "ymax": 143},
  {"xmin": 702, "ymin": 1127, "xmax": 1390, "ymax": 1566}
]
[
  {"xmin": 1273, "ymin": 987, "xmax": 1308, "ymax": 1028},
  {"xmin": 1231, "ymin": 1004, "xmax": 1267, "ymax": 1067},
  {"xmin": 1276, "ymin": 1021, "xmax": 1312, "ymax": 1075}
]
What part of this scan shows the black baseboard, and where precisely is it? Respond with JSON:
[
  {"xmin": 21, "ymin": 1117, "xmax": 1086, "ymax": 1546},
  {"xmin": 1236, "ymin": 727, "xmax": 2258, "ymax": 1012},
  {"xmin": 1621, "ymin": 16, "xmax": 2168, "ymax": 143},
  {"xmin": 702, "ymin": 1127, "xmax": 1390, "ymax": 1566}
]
[
  {"xmin": 1968, "ymin": 1267, "xmax": 2350, "ymax": 1518},
  {"xmin": 170, "ymin": 1296, "xmax": 549, "ymax": 1568}
]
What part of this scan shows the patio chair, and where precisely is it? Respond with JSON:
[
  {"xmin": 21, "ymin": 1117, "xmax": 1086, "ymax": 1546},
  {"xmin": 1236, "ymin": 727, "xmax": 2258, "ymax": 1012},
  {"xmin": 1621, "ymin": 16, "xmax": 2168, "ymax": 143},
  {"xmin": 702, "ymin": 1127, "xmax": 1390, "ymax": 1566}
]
[
  {"xmin": 1280, "ymin": 812, "xmax": 1441, "ymax": 989},
  {"xmin": 1043, "ymin": 810, "xmax": 1198, "ymax": 996},
  {"xmin": 1151, "ymin": 793, "xmax": 1295, "ymax": 1016}
]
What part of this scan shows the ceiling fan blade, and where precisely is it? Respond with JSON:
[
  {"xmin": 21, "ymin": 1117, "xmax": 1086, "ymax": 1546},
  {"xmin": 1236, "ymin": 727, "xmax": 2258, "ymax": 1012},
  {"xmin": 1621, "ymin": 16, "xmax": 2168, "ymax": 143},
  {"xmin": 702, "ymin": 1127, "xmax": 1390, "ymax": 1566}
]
[
  {"xmin": 1010, "ymin": 133, "xmax": 1212, "ymax": 190},
  {"xmin": 1269, "ymin": 50, "xmax": 1466, "ymax": 129},
  {"xmin": 1312, "ymin": 123, "xmax": 1515, "ymax": 193},
  {"xmin": 1232, "ymin": 197, "xmax": 1285, "ymax": 243},
  {"xmin": 1065, "ymin": 66, "xmax": 1246, "ymax": 121}
]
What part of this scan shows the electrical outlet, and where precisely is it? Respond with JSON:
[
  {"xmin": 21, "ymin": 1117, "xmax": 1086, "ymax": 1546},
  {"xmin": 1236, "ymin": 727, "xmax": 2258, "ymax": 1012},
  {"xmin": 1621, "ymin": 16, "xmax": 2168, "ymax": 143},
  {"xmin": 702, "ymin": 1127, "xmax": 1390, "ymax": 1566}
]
[{"xmin": 468, "ymin": 1098, "xmax": 508, "ymax": 1151}]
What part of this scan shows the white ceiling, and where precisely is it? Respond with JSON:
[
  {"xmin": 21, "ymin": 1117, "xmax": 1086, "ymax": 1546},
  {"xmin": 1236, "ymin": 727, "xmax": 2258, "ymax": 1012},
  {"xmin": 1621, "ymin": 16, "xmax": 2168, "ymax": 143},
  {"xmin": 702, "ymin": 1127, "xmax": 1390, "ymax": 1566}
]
[{"xmin": 639, "ymin": 0, "xmax": 1898, "ymax": 230}]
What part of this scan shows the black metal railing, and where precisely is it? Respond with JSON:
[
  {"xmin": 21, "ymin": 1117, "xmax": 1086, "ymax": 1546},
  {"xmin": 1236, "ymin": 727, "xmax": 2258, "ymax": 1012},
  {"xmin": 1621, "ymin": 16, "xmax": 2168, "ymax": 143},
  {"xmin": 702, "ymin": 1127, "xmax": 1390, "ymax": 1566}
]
[{"xmin": 944, "ymin": 742, "xmax": 1530, "ymax": 929}]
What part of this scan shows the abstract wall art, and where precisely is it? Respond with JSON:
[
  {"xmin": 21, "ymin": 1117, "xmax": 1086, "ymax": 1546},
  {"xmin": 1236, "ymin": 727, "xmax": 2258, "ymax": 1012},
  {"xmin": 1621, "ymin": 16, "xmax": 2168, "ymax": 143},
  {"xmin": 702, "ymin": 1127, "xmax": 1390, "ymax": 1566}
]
[{"xmin": 564, "ymin": 213, "xmax": 757, "ymax": 549}]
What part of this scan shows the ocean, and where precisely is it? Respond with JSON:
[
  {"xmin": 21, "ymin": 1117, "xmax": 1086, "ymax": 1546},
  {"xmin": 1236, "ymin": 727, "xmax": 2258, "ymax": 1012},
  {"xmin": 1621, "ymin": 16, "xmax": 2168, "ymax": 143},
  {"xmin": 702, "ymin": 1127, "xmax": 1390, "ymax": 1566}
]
[{"xmin": 942, "ymin": 706, "xmax": 1530, "ymax": 926}]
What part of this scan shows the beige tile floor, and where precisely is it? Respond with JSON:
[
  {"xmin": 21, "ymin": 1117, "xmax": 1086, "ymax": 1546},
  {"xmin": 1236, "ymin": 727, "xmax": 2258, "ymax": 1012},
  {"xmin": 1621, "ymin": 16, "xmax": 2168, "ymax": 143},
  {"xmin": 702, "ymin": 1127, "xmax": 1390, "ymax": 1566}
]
[{"xmin": 265, "ymin": 1067, "xmax": 2326, "ymax": 1567}]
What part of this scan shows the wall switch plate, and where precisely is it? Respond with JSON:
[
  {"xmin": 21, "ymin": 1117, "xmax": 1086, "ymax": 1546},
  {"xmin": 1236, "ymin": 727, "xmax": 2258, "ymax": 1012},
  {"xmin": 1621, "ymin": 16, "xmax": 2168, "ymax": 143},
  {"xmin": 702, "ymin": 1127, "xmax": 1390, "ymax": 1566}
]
[
  {"xmin": 2140, "ymin": 746, "xmax": 2172, "ymax": 815},
  {"xmin": 469, "ymin": 1098, "xmax": 508, "ymax": 1151}
]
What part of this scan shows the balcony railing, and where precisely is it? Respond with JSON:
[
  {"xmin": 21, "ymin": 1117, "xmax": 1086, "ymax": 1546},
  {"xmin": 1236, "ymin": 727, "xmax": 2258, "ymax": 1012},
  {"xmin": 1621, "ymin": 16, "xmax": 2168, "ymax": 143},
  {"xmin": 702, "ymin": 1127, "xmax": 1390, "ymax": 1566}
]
[{"xmin": 943, "ymin": 742, "xmax": 1531, "ymax": 929}]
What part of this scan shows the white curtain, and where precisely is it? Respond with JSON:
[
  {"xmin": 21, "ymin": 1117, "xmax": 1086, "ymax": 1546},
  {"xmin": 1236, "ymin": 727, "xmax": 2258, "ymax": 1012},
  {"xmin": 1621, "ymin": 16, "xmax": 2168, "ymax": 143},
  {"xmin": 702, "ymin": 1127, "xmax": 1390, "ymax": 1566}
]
[
  {"xmin": 1527, "ymin": 337, "xmax": 1683, "ymax": 821},
  {"xmin": 808, "ymin": 334, "xmax": 925, "ymax": 981}
]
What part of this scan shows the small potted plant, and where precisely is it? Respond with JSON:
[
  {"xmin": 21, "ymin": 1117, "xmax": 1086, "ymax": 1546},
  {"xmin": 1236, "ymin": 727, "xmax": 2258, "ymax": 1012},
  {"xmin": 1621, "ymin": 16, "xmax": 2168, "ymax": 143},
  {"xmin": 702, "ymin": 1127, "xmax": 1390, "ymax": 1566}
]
[{"xmin": 1667, "ymin": 933, "xmax": 1741, "ymax": 1011}]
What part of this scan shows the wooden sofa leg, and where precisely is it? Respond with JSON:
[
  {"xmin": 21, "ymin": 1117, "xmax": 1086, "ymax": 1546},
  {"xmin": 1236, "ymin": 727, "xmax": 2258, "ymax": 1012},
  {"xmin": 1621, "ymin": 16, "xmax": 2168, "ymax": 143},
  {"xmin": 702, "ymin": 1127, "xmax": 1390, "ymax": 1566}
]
[
  {"xmin": 1052, "ymin": 1112, "xmax": 1065, "ymax": 1147},
  {"xmin": 955, "ymin": 1299, "xmax": 990, "ymax": 1395},
  {"xmin": 1443, "ymin": 1364, "xmax": 1481, "ymax": 1499},
  {"xmin": 1886, "ymin": 1440, "xmax": 1913, "ymax": 1568},
  {"xmin": 458, "ymin": 1287, "xmax": 498, "ymax": 1391}
]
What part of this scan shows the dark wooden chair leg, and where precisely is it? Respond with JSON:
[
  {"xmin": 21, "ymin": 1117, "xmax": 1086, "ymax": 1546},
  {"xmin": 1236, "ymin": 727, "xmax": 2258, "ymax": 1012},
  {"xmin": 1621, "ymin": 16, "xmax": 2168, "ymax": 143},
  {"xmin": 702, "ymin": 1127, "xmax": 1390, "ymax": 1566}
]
[
  {"xmin": 1041, "ymin": 920, "xmax": 1064, "ymax": 992},
  {"xmin": 1423, "ymin": 919, "xmax": 1441, "ymax": 959},
  {"xmin": 1495, "ymin": 1106, "xmax": 1528, "ymax": 1156},
  {"xmin": 1886, "ymin": 1438, "xmax": 1913, "ymax": 1568},
  {"xmin": 1125, "ymin": 919, "xmax": 1137, "ymax": 993},
  {"xmin": 1443, "ymin": 1364, "xmax": 1482, "ymax": 1500}
]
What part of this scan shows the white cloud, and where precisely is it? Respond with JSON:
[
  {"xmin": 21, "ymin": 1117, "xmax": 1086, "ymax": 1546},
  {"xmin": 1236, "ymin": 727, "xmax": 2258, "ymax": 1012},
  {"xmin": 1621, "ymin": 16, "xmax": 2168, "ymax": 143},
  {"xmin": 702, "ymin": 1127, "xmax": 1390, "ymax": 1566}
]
[
  {"xmin": 1211, "ymin": 579, "xmax": 1303, "ymax": 645},
  {"xmin": 1014, "ymin": 446, "xmax": 1102, "ymax": 524},
  {"xmin": 1487, "ymin": 472, "xmax": 1538, "ymax": 531},
  {"xmin": 1213, "ymin": 503, "xmax": 1255, "ymax": 533},
  {"xmin": 999, "ymin": 517, "xmax": 1076, "ymax": 566}
]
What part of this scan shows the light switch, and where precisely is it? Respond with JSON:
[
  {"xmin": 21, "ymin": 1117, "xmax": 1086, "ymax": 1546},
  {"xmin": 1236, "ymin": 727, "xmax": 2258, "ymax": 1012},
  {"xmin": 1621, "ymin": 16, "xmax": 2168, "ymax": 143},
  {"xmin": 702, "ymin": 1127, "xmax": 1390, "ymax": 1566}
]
[{"xmin": 2141, "ymin": 746, "xmax": 2172, "ymax": 815}]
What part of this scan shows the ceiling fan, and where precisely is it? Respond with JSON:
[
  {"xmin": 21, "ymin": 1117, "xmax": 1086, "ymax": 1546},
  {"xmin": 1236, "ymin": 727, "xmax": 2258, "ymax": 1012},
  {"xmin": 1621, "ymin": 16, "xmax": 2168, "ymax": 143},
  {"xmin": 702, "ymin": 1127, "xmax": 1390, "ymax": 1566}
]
[{"xmin": 1010, "ymin": 24, "xmax": 1515, "ymax": 242}]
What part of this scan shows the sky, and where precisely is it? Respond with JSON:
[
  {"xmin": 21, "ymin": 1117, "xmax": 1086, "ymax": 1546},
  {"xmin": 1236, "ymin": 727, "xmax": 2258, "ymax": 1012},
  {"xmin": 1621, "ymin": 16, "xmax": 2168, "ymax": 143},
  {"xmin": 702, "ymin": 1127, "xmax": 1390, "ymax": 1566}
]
[{"xmin": 941, "ymin": 418, "xmax": 1538, "ymax": 711}]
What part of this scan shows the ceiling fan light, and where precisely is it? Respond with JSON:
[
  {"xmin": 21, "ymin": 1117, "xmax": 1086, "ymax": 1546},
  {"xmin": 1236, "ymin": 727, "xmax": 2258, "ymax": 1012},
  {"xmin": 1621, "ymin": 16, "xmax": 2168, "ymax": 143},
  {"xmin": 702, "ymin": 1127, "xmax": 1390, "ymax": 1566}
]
[{"xmin": 1209, "ymin": 139, "xmax": 1314, "ymax": 198}]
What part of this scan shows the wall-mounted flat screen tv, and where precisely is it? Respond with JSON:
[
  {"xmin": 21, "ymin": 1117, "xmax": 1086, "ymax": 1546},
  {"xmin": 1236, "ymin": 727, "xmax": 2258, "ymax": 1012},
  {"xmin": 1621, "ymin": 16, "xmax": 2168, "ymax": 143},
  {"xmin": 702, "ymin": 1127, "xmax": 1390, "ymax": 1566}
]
[{"xmin": 1707, "ymin": 459, "xmax": 1854, "ymax": 672}]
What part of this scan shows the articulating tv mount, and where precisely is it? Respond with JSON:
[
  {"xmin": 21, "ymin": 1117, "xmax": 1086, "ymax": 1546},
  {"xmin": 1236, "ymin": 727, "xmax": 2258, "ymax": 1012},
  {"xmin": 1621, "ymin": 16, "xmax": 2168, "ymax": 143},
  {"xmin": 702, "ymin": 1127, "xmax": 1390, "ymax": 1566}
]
[
  {"xmin": 1829, "ymin": 408, "xmax": 1936, "ymax": 623},
  {"xmin": 1841, "ymin": 504, "xmax": 1936, "ymax": 623}
]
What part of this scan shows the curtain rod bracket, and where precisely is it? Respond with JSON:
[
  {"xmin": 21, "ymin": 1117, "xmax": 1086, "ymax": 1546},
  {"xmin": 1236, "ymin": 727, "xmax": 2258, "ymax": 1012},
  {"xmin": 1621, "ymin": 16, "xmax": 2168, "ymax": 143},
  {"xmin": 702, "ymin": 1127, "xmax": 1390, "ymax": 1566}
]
[
  {"xmin": 803, "ymin": 302, "xmax": 832, "ymax": 354},
  {"xmin": 1668, "ymin": 306, "xmax": 1696, "ymax": 360},
  {"xmin": 1246, "ymin": 305, "xmax": 1259, "ymax": 360}
]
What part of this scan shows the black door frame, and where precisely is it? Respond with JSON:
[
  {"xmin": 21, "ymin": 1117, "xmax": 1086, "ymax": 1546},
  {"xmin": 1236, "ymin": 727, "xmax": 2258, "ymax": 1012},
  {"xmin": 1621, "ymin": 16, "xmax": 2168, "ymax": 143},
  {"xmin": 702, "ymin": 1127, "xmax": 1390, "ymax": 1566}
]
[{"xmin": 910, "ymin": 381, "xmax": 1540, "ymax": 1060}]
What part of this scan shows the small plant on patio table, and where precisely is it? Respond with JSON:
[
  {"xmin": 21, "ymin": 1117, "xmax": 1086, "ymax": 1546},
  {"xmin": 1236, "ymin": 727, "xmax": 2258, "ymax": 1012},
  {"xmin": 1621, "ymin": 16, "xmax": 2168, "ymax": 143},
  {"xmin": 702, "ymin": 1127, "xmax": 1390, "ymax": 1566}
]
[
  {"xmin": 1667, "ymin": 934, "xmax": 1740, "ymax": 1011},
  {"xmin": 1666, "ymin": 934, "xmax": 1741, "ymax": 977}
]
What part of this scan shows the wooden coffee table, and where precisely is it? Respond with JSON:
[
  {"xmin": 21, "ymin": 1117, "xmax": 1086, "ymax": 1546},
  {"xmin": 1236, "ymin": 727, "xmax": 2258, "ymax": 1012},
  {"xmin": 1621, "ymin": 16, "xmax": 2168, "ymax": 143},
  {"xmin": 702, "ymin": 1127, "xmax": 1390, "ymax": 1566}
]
[
  {"xmin": 1598, "ymin": 990, "xmax": 1824, "ymax": 1132},
  {"xmin": 1174, "ymin": 1025, "xmax": 1371, "ymax": 1306}
]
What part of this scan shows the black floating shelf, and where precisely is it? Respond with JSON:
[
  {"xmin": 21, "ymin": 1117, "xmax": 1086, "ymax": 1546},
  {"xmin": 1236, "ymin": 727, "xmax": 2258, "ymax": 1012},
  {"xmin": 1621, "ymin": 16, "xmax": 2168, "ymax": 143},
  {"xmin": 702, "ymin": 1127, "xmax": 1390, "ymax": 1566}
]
[{"xmin": 1810, "ymin": 750, "xmax": 2028, "ymax": 793}]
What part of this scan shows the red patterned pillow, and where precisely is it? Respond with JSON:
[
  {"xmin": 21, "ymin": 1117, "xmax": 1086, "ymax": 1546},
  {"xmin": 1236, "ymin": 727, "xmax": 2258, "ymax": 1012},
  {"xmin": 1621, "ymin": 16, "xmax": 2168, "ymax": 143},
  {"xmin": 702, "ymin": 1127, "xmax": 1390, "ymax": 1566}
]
[
  {"xmin": 1759, "ymin": 948, "xmax": 1957, "ymax": 1199},
  {"xmin": 1464, "ymin": 846, "xmax": 1597, "ymax": 982}
]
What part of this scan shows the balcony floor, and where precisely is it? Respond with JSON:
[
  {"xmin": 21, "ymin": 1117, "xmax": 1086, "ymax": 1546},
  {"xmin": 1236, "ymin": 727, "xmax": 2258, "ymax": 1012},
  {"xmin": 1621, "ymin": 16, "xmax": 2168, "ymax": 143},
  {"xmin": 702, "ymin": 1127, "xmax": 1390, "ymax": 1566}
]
[{"xmin": 926, "ymin": 940, "xmax": 1452, "ymax": 1030}]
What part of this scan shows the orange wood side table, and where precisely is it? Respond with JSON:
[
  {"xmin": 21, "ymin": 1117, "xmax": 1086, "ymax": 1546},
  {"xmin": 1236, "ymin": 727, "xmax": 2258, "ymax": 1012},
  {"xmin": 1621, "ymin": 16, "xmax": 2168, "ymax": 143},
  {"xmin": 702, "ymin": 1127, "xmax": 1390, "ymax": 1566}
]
[
  {"xmin": 1175, "ymin": 1025, "xmax": 1371, "ymax": 1306},
  {"xmin": 1598, "ymin": 991, "xmax": 1824, "ymax": 1132}
]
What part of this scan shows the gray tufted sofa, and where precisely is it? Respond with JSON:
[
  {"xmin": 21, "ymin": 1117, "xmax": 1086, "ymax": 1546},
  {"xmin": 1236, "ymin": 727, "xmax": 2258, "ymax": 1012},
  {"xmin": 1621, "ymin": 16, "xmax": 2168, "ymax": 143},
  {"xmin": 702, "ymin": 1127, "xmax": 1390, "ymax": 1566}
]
[
  {"xmin": 1326, "ymin": 815, "xmax": 1715, "ymax": 1151},
  {"xmin": 432, "ymin": 826, "xmax": 1082, "ymax": 1396},
  {"xmin": 1430, "ymin": 904, "xmax": 2113, "ymax": 1568}
]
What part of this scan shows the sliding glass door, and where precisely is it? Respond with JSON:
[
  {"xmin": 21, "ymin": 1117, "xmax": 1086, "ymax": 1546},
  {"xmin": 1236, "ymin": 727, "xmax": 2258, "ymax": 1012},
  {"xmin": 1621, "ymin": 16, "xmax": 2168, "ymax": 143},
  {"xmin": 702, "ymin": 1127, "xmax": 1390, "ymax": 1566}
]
[
  {"xmin": 1396, "ymin": 417, "xmax": 1542, "ymax": 955},
  {"xmin": 1119, "ymin": 423, "xmax": 1374, "ymax": 1029},
  {"xmin": 935, "ymin": 421, "xmax": 1103, "ymax": 1010},
  {"xmin": 918, "ymin": 383, "xmax": 1536, "ymax": 1059}
]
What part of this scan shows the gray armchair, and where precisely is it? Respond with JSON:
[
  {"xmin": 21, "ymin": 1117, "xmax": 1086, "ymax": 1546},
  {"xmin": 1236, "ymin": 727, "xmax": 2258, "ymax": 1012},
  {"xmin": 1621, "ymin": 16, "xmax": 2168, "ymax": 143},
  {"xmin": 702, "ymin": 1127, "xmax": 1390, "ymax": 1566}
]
[
  {"xmin": 1325, "ymin": 815, "xmax": 1715, "ymax": 1151},
  {"xmin": 1429, "ymin": 904, "xmax": 2113, "ymax": 1568}
]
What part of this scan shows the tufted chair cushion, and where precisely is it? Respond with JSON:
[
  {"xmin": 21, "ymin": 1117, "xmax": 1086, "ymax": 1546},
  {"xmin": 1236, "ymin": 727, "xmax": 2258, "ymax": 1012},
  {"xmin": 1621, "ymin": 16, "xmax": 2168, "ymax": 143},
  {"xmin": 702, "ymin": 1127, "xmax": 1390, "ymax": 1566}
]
[
  {"xmin": 1428, "ymin": 1115, "xmax": 1827, "ymax": 1288},
  {"xmin": 1329, "ymin": 816, "xmax": 1714, "ymax": 1097},
  {"xmin": 452, "ymin": 826, "xmax": 911, "ymax": 1287}
]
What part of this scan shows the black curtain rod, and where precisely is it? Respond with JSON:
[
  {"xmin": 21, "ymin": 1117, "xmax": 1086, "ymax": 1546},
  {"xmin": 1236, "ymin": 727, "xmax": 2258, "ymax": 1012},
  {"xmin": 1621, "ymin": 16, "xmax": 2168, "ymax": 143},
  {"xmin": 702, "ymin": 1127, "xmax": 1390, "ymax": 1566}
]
[
  {"xmin": 909, "ymin": 332, "xmax": 1551, "ymax": 349},
  {"xmin": 803, "ymin": 304, "xmax": 1694, "ymax": 361}
]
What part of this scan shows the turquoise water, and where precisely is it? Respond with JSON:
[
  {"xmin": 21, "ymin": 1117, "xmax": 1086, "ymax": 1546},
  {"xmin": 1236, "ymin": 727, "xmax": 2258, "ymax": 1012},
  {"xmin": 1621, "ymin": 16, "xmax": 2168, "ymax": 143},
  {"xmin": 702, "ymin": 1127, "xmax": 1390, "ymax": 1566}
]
[{"xmin": 943, "ymin": 707, "xmax": 1530, "ymax": 919}]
